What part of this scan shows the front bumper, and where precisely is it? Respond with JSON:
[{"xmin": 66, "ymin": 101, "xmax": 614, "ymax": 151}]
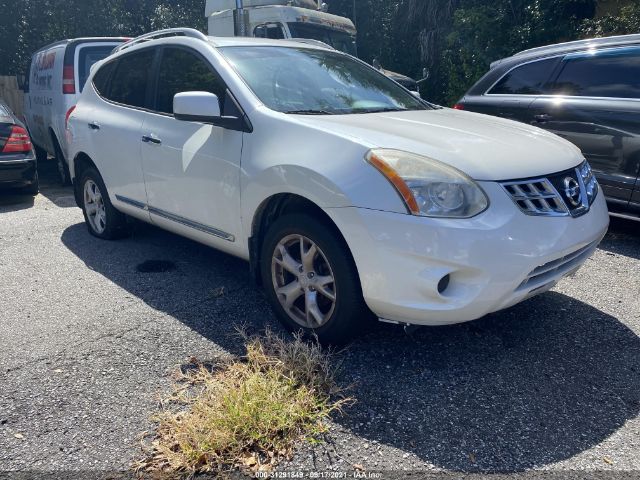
[
  {"xmin": 0, "ymin": 155, "xmax": 37, "ymax": 188},
  {"xmin": 326, "ymin": 181, "xmax": 609, "ymax": 326}
]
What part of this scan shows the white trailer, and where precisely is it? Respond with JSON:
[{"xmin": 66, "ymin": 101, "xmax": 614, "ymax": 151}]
[
  {"xmin": 205, "ymin": 0, "xmax": 418, "ymax": 90},
  {"xmin": 207, "ymin": 0, "xmax": 357, "ymax": 56}
]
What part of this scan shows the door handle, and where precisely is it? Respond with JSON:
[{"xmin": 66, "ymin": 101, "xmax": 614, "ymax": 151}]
[
  {"xmin": 88, "ymin": 122, "xmax": 100, "ymax": 130},
  {"xmin": 141, "ymin": 134, "xmax": 162, "ymax": 145},
  {"xmin": 533, "ymin": 114, "xmax": 552, "ymax": 123}
]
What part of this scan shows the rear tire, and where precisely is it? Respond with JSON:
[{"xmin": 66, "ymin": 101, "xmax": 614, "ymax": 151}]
[
  {"xmin": 79, "ymin": 167, "xmax": 129, "ymax": 240},
  {"xmin": 260, "ymin": 214, "xmax": 373, "ymax": 345},
  {"xmin": 52, "ymin": 136, "xmax": 71, "ymax": 186}
]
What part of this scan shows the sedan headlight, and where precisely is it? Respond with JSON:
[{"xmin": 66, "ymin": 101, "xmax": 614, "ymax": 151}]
[{"xmin": 366, "ymin": 149, "xmax": 489, "ymax": 218}]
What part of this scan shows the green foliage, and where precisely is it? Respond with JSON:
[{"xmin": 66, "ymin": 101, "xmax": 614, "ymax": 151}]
[
  {"xmin": 2, "ymin": 0, "xmax": 639, "ymax": 105},
  {"xmin": 0, "ymin": 0, "xmax": 206, "ymax": 75},
  {"xmin": 580, "ymin": 3, "xmax": 640, "ymax": 37}
]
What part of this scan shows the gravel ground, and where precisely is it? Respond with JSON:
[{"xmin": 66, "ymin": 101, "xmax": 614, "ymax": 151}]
[{"xmin": 0, "ymin": 161, "xmax": 638, "ymax": 478}]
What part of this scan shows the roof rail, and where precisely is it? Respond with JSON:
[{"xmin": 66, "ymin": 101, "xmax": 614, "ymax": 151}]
[
  {"xmin": 113, "ymin": 28, "xmax": 208, "ymax": 53},
  {"xmin": 289, "ymin": 38, "xmax": 335, "ymax": 50}
]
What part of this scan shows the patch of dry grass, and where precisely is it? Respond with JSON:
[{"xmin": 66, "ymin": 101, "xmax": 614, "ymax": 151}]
[{"xmin": 135, "ymin": 329, "xmax": 351, "ymax": 476}]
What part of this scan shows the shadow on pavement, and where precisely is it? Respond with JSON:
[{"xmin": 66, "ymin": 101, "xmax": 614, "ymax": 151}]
[
  {"xmin": 598, "ymin": 216, "xmax": 640, "ymax": 261},
  {"xmin": 339, "ymin": 292, "xmax": 640, "ymax": 472},
  {"xmin": 0, "ymin": 190, "xmax": 35, "ymax": 212},
  {"xmin": 60, "ymin": 216, "xmax": 640, "ymax": 473}
]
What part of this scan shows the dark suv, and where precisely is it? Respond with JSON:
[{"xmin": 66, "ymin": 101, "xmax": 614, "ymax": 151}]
[{"xmin": 456, "ymin": 34, "xmax": 640, "ymax": 220}]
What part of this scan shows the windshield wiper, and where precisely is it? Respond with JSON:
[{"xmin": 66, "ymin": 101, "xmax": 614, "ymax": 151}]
[
  {"xmin": 284, "ymin": 109, "xmax": 335, "ymax": 115},
  {"xmin": 354, "ymin": 107, "xmax": 409, "ymax": 114}
]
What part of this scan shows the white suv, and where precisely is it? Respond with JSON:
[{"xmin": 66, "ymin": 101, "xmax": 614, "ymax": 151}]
[{"xmin": 67, "ymin": 29, "xmax": 609, "ymax": 344}]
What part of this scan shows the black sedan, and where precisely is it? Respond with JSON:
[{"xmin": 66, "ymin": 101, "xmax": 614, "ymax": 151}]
[{"xmin": 0, "ymin": 100, "xmax": 38, "ymax": 195}]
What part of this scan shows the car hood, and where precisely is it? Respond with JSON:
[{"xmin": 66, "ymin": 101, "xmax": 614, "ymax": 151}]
[{"xmin": 293, "ymin": 108, "xmax": 584, "ymax": 181}]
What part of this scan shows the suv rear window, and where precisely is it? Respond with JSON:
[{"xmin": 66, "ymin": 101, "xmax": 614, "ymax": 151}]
[
  {"xmin": 549, "ymin": 47, "xmax": 640, "ymax": 99},
  {"xmin": 78, "ymin": 45, "xmax": 118, "ymax": 92},
  {"xmin": 107, "ymin": 49, "xmax": 156, "ymax": 108},
  {"xmin": 488, "ymin": 58, "xmax": 558, "ymax": 95},
  {"xmin": 92, "ymin": 61, "xmax": 116, "ymax": 97}
]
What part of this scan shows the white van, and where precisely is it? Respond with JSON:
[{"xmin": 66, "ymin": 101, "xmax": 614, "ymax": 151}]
[{"xmin": 23, "ymin": 38, "xmax": 127, "ymax": 184}]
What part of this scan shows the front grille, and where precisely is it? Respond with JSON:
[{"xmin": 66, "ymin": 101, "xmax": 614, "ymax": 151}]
[
  {"xmin": 516, "ymin": 240, "xmax": 599, "ymax": 291},
  {"xmin": 501, "ymin": 160, "xmax": 599, "ymax": 217},
  {"xmin": 501, "ymin": 178, "xmax": 568, "ymax": 216}
]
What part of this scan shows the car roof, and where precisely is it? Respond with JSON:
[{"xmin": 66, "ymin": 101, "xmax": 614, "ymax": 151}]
[{"xmin": 491, "ymin": 33, "xmax": 640, "ymax": 69}]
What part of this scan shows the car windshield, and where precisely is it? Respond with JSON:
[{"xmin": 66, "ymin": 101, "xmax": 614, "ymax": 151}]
[
  {"xmin": 287, "ymin": 23, "xmax": 357, "ymax": 57},
  {"xmin": 220, "ymin": 46, "xmax": 429, "ymax": 115}
]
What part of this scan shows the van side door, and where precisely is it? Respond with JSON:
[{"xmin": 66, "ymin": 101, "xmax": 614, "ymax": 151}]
[{"xmin": 528, "ymin": 46, "xmax": 640, "ymax": 207}]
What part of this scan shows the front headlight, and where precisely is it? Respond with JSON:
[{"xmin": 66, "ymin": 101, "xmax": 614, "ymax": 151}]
[{"xmin": 366, "ymin": 149, "xmax": 489, "ymax": 218}]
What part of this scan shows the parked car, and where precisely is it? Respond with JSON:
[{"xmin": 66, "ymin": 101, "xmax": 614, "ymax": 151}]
[
  {"xmin": 67, "ymin": 29, "xmax": 609, "ymax": 344},
  {"xmin": 455, "ymin": 34, "xmax": 640, "ymax": 221},
  {"xmin": 0, "ymin": 100, "xmax": 38, "ymax": 195},
  {"xmin": 22, "ymin": 37, "xmax": 128, "ymax": 185}
]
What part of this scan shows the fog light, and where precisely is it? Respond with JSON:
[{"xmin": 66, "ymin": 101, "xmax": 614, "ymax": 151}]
[{"xmin": 438, "ymin": 274, "xmax": 450, "ymax": 294}]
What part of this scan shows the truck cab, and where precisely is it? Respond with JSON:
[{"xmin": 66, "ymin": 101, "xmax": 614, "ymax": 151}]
[
  {"xmin": 206, "ymin": 0, "xmax": 417, "ymax": 90},
  {"xmin": 207, "ymin": 0, "xmax": 356, "ymax": 55}
]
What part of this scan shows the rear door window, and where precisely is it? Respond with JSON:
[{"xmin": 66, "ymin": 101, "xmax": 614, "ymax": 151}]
[
  {"xmin": 77, "ymin": 45, "xmax": 120, "ymax": 92},
  {"xmin": 488, "ymin": 57, "xmax": 558, "ymax": 95},
  {"xmin": 549, "ymin": 46, "xmax": 640, "ymax": 99},
  {"xmin": 154, "ymin": 47, "xmax": 226, "ymax": 115},
  {"xmin": 107, "ymin": 48, "xmax": 156, "ymax": 108}
]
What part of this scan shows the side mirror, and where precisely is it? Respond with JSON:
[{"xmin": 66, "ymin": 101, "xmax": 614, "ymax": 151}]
[
  {"xmin": 411, "ymin": 90, "xmax": 422, "ymax": 99},
  {"xmin": 173, "ymin": 91, "xmax": 251, "ymax": 132},
  {"xmin": 174, "ymin": 91, "xmax": 221, "ymax": 121}
]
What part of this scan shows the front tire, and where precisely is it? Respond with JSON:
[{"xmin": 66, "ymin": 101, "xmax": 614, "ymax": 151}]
[
  {"xmin": 79, "ymin": 167, "xmax": 129, "ymax": 240},
  {"xmin": 260, "ymin": 214, "xmax": 372, "ymax": 345}
]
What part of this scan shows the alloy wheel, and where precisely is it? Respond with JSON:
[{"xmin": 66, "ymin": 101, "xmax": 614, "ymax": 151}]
[
  {"xmin": 83, "ymin": 179, "xmax": 107, "ymax": 234},
  {"xmin": 271, "ymin": 234, "xmax": 337, "ymax": 328}
]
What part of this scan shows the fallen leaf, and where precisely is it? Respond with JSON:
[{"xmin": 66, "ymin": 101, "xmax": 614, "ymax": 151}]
[
  {"xmin": 354, "ymin": 464, "xmax": 365, "ymax": 471},
  {"xmin": 14, "ymin": 433, "xmax": 24, "ymax": 440},
  {"xmin": 53, "ymin": 369, "xmax": 63, "ymax": 373},
  {"xmin": 469, "ymin": 453, "xmax": 477, "ymax": 463},
  {"xmin": 242, "ymin": 454, "xmax": 257, "ymax": 467},
  {"xmin": 603, "ymin": 456, "xmax": 613, "ymax": 465}
]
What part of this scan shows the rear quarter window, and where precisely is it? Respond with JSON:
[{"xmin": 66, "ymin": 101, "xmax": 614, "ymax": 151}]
[
  {"xmin": 78, "ymin": 45, "xmax": 119, "ymax": 92},
  {"xmin": 488, "ymin": 57, "xmax": 558, "ymax": 95},
  {"xmin": 92, "ymin": 61, "xmax": 116, "ymax": 97}
]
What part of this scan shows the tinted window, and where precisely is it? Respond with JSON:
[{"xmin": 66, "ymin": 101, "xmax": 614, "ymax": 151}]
[
  {"xmin": 489, "ymin": 58, "xmax": 557, "ymax": 95},
  {"xmin": 93, "ymin": 61, "xmax": 116, "ymax": 97},
  {"xmin": 287, "ymin": 23, "xmax": 357, "ymax": 56},
  {"xmin": 549, "ymin": 47, "xmax": 640, "ymax": 99},
  {"xmin": 155, "ymin": 48, "xmax": 226, "ymax": 114},
  {"xmin": 78, "ymin": 45, "xmax": 118, "ymax": 92},
  {"xmin": 108, "ymin": 49, "xmax": 155, "ymax": 108},
  {"xmin": 254, "ymin": 24, "xmax": 285, "ymax": 39}
]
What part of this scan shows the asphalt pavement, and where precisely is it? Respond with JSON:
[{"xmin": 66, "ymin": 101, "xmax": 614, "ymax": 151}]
[{"xmin": 0, "ymin": 160, "xmax": 638, "ymax": 477}]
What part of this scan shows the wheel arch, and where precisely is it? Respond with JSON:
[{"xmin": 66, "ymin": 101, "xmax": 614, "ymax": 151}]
[
  {"xmin": 248, "ymin": 193, "xmax": 359, "ymax": 286},
  {"xmin": 72, "ymin": 152, "xmax": 98, "ymax": 207}
]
